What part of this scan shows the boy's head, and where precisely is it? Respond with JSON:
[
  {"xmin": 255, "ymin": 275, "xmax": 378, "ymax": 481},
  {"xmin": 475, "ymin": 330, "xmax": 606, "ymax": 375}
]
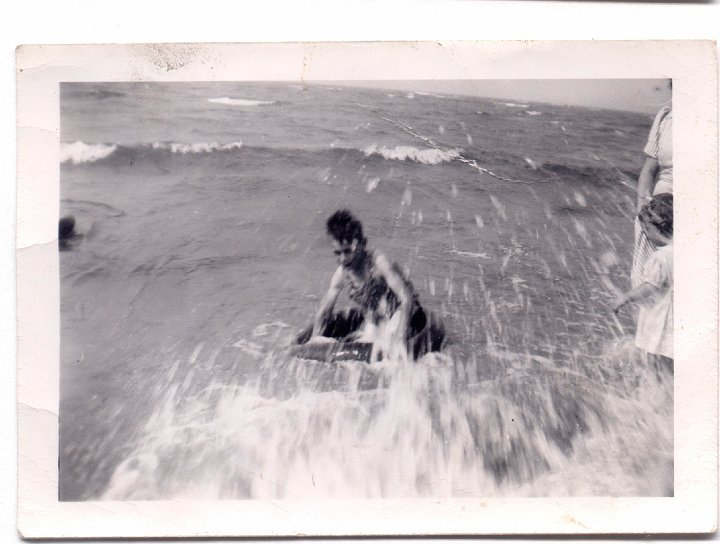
[
  {"xmin": 639, "ymin": 193, "xmax": 673, "ymax": 241},
  {"xmin": 326, "ymin": 210, "xmax": 366, "ymax": 246}
]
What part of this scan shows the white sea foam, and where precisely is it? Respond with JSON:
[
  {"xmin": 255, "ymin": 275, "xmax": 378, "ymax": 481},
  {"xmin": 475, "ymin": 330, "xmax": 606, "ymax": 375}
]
[
  {"xmin": 500, "ymin": 102, "xmax": 530, "ymax": 108},
  {"xmin": 60, "ymin": 141, "xmax": 118, "ymax": 164},
  {"xmin": 208, "ymin": 97, "xmax": 274, "ymax": 107},
  {"xmin": 415, "ymin": 91, "xmax": 445, "ymax": 98},
  {"xmin": 364, "ymin": 144, "xmax": 460, "ymax": 165},
  {"xmin": 151, "ymin": 142, "xmax": 244, "ymax": 154},
  {"xmin": 450, "ymin": 249, "xmax": 491, "ymax": 260},
  {"xmin": 525, "ymin": 111, "xmax": 542, "ymax": 116}
]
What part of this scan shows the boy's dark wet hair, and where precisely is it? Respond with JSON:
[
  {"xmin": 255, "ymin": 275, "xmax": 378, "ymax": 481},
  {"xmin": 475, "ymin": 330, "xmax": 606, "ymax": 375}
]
[
  {"xmin": 639, "ymin": 193, "xmax": 673, "ymax": 238},
  {"xmin": 326, "ymin": 210, "xmax": 366, "ymax": 245}
]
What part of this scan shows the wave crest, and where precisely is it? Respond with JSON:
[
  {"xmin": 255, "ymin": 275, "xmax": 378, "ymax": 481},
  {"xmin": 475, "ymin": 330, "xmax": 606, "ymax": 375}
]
[
  {"xmin": 61, "ymin": 141, "xmax": 245, "ymax": 164},
  {"xmin": 60, "ymin": 141, "xmax": 118, "ymax": 165},
  {"xmin": 208, "ymin": 97, "xmax": 274, "ymax": 107},
  {"xmin": 150, "ymin": 141, "xmax": 244, "ymax": 154},
  {"xmin": 364, "ymin": 144, "xmax": 460, "ymax": 165}
]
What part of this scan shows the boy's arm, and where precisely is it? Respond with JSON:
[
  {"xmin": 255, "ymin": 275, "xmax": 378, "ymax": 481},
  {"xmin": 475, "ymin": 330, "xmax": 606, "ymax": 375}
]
[
  {"xmin": 312, "ymin": 267, "xmax": 344, "ymax": 336},
  {"xmin": 374, "ymin": 254, "xmax": 412, "ymax": 338},
  {"xmin": 613, "ymin": 282, "xmax": 662, "ymax": 313}
]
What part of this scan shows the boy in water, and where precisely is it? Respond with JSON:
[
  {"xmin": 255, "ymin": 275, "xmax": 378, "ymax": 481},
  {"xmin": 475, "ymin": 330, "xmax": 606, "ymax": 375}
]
[
  {"xmin": 614, "ymin": 194, "xmax": 673, "ymax": 375},
  {"xmin": 297, "ymin": 210, "xmax": 444, "ymax": 361}
]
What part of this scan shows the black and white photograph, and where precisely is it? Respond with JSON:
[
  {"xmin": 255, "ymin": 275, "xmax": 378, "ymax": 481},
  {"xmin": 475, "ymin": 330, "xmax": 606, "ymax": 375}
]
[{"xmin": 15, "ymin": 42, "xmax": 717, "ymax": 537}]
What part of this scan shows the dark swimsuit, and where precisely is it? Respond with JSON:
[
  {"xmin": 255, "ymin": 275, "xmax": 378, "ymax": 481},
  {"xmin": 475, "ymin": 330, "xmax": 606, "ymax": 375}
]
[
  {"xmin": 347, "ymin": 262, "xmax": 419, "ymax": 325},
  {"xmin": 346, "ymin": 260, "xmax": 429, "ymax": 348},
  {"xmin": 295, "ymin": 257, "xmax": 445, "ymax": 359}
]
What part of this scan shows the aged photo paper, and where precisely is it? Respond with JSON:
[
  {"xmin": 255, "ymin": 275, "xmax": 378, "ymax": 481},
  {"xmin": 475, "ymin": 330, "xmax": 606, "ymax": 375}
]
[{"xmin": 16, "ymin": 41, "xmax": 718, "ymax": 538}]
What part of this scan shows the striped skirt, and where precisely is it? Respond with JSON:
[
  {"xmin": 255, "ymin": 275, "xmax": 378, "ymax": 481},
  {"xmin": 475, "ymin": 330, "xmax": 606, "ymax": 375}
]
[{"xmin": 631, "ymin": 218, "xmax": 657, "ymax": 288}]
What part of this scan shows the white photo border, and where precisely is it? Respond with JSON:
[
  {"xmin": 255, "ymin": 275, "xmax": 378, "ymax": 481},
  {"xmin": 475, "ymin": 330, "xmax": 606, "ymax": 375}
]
[{"xmin": 16, "ymin": 41, "xmax": 718, "ymax": 538}]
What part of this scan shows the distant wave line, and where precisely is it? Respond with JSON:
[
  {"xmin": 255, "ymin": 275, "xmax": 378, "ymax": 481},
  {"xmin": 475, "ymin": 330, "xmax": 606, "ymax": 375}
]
[
  {"xmin": 60, "ymin": 140, "xmax": 459, "ymax": 167},
  {"xmin": 60, "ymin": 140, "xmax": 625, "ymax": 187},
  {"xmin": 207, "ymin": 97, "xmax": 275, "ymax": 106},
  {"xmin": 497, "ymin": 102, "xmax": 531, "ymax": 108}
]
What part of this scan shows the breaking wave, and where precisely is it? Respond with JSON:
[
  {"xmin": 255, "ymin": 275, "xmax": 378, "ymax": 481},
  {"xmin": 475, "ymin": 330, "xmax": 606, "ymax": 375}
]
[
  {"xmin": 363, "ymin": 144, "xmax": 461, "ymax": 165},
  {"xmin": 60, "ymin": 142, "xmax": 118, "ymax": 165},
  {"xmin": 150, "ymin": 141, "xmax": 244, "ymax": 154},
  {"xmin": 60, "ymin": 141, "xmax": 245, "ymax": 164},
  {"xmin": 60, "ymin": 140, "xmax": 463, "ymax": 168}
]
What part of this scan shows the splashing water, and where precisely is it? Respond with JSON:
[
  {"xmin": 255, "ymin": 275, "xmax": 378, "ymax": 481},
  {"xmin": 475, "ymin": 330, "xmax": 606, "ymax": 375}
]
[{"xmin": 101, "ymin": 328, "xmax": 672, "ymax": 500}]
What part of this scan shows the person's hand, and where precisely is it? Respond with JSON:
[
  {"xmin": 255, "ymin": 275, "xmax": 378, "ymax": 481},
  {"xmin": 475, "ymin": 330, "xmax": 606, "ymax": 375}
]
[
  {"xmin": 612, "ymin": 295, "xmax": 628, "ymax": 314},
  {"xmin": 637, "ymin": 195, "xmax": 652, "ymax": 213}
]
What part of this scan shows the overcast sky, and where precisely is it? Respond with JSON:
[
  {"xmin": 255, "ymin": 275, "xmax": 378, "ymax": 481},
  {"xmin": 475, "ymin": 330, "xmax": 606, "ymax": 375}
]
[{"xmin": 345, "ymin": 79, "xmax": 672, "ymax": 115}]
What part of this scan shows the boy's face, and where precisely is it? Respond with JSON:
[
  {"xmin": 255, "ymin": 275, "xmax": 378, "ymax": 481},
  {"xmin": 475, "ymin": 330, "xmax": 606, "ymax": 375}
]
[{"xmin": 332, "ymin": 238, "xmax": 359, "ymax": 267}]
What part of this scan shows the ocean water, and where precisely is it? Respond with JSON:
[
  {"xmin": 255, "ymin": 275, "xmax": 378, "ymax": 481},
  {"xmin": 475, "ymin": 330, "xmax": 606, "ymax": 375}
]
[{"xmin": 59, "ymin": 82, "xmax": 673, "ymax": 500}]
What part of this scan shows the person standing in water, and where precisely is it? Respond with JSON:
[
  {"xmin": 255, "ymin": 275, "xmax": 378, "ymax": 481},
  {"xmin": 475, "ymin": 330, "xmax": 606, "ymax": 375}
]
[
  {"xmin": 614, "ymin": 194, "xmax": 673, "ymax": 376},
  {"xmin": 632, "ymin": 101, "xmax": 672, "ymax": 288},
  {"xmin": 296, "ymin": 209, "xmax": 444, "ymax": 361}
]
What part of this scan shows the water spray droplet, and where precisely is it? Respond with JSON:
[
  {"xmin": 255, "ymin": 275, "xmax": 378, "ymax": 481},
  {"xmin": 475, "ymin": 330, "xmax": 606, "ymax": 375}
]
[
  {"xmin": 600, "ymin": 250, "xmax": 620, "ymax": 271},
  {"xmin": 524, "ymin": 157, "xmax": 539, "ymax": 170},
  {"xmin": 366, "ymin": 177, "xmax": 380, "ymax": 193},
  {"xmin": 489, "ymin": 195, "xmax": 508, "ymax": 221},
  {"xmin": 573, "ymin": 191, "xmax": 587, "ymax": 207}
]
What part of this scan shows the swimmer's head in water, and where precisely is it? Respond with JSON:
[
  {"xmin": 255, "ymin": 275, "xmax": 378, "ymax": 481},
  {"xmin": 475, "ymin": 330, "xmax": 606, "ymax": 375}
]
[
  {"xmin": 326, "ymin": 210, "xmax": 366, "ymax": 246},
  {"xmin": 639, "ymin": 193, "xmax": 673, "ymax": 241},
  {"xmin": 59, "ymin": 215, "xmax": 76, "ymax": 239}
]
